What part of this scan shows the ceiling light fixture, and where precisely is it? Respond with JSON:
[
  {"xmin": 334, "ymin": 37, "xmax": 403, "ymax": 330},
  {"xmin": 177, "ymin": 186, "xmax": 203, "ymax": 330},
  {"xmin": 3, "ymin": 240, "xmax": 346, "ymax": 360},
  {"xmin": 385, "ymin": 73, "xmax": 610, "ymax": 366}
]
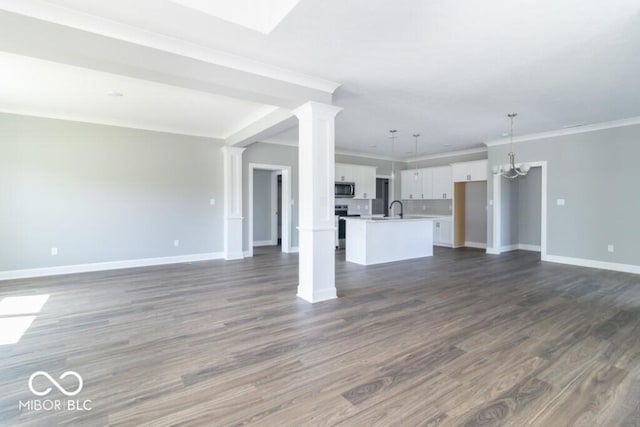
[
  {"xmin": 106, "ymin": 91, "xmax": 124, "ymax": 97},
  {"xmin": 412, "ymin": 133, "xmax": 421, "ymax": 181},
  {"xmin": 389, "ymin": 129, "xmax": 397, "ymax": 179},
  {"xmin": 492, "ymin": 113, "xmax": 530, "ymax": 179}
]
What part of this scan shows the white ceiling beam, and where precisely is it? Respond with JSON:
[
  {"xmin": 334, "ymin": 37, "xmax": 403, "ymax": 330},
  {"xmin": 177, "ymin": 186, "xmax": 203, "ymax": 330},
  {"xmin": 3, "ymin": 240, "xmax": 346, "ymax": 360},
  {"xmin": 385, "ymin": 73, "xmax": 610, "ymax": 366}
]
[
  {"xmin": 0, "ymin": 9, "xmax": 338, "ymax": 109},
  {"xmin": 224, "ymin": 108, "xmax": 296, "ymax": 147}
]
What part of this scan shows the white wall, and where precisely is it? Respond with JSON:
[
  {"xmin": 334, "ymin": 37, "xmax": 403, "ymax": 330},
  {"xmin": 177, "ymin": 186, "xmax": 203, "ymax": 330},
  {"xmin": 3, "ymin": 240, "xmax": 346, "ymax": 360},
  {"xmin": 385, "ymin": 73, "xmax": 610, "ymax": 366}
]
[{"xmin": 0, "ymin": 113, "xmax": 225, "ymax": 273}]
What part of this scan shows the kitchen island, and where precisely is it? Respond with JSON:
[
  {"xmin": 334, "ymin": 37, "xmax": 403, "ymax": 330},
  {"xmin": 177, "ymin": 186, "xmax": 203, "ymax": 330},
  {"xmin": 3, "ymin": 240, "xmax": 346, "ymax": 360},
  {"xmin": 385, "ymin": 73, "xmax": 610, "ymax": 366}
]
[{"xmin": 344, "ymin": 217, "xmax": 434, "ymax": 265}]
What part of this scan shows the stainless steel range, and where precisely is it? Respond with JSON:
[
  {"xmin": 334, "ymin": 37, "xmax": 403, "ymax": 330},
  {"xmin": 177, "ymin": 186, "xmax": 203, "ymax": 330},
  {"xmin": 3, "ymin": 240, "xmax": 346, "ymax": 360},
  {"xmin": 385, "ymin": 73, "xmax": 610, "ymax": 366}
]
[{"xmin": 335, "ymin": 204, "xmax": 359, "ymax": 249}]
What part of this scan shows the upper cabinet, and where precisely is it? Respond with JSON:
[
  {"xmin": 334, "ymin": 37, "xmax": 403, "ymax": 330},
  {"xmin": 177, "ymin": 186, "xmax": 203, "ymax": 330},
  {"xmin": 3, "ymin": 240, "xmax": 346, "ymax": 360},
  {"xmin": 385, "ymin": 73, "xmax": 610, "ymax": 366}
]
[
  {"xmin": 401, "ymin": 165, "xmax": 452, "ymax": 200},
  {"xmin": 335, "ymin": 164, "xmax": 354, "ymax": 182},
  {"xmin": 401, "ymin": 169, "xmax": 423, "ymax": 200},
  {"xmin": 431, "ymin": 166, "xmax": 452, "ymax": 199},
  {"xmin": 452, "ymin": 160, "xmax": 488, "ymax": 182},
  {"xmin": 336, "ymin": 163, "xmax": 376, "ymax": 199}
]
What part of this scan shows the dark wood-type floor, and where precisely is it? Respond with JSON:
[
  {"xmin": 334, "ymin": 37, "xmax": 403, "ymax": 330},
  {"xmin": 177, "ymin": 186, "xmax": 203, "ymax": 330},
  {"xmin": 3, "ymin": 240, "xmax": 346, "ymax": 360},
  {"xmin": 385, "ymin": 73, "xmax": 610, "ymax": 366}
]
[{"xmin": 2, "ymin": 247, "xmax": 640, "ymax": 426}]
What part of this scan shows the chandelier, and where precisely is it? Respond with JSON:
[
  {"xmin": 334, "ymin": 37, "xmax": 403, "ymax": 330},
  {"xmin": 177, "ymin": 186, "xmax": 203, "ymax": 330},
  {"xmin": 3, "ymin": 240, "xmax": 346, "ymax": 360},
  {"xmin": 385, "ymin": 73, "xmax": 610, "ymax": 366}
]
[{"xmin": 493, "ymin": 113, "xmax": 530, "ymax": 179}]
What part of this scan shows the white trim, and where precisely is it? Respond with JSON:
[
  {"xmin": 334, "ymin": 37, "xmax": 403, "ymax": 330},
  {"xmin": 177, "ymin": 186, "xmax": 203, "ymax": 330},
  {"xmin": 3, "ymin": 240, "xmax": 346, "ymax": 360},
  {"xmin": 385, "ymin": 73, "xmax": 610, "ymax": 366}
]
[
  {"xmin": 544, "ymin": 255, "xmax": 640, "ymax": 275},
  {"xmin": 270, "ymin": 171, "xmax": 278, "ymax": 246},
  {"xmin": 0, "ymin": 109, "xmax": 226, "ymax": 140},
  {"xmin": 287, "ymin": 246, "xmax": 299, "ymax": 253},
  {"xmin": 335, "ymin": 149, "xmax": 397, "ymax": 162},
  {"xmin": 490, "ymin": 161, "xmax": 548, "ymax": 258},
  {"xmin": 0, "ymin": 252, "xmax": 224, "ymax": 281},
  {"xmin": 499, "ymin": 244, "xmax": 541, "ymax": 252},
  {"xmin": 0, "ymin": 0, "xmax": 340, "ymax": 94},
  {"xmin": 248, "ymin": 163, "xmax": 292, "ymax": 257},
  {"xmin": 464, "ymin": 241, "xmax": 487, "ymax": 249},
  {"xmin": 252, "ymin": 240, "xmax": 275, "ymax": 247},
  {"xmin": 259, "ymin": 138, "xmax": 298, "ymax": 148},
  {"xmin": 485, "ymin": 116, "xmax": 640, "ymax": 147},
  {"xmin": 401, "ymin": 147, "xmax": 488, "ymax": 162}
]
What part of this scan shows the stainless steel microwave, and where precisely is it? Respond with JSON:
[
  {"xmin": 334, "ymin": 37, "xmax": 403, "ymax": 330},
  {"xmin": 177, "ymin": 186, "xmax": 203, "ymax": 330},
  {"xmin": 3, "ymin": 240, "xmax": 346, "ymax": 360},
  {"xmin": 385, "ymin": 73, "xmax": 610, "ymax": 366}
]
[{"xmin": 335, "ymin": 182, "xmax": 355, "ymax": 198}]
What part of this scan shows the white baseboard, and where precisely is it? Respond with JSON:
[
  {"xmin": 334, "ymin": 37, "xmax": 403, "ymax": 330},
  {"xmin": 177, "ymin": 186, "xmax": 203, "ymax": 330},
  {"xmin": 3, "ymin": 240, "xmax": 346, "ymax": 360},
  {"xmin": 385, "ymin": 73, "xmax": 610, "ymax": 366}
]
[
  {"xmin": 500, "ymin": 244, "xmax": 541, "ymax": 253},
  {"xmin": 0, "ymin": 252, "xmax": 225, "ymax": 281},
  {"xmin": 486, "ymin": 247, "xmax": 500, "ymax": 255},
  {"xmin": 253, "ymin": 240, "xmax": 276, "ymax": 247},
  {"xmin": 464, "ymin": 241, "xmax": 487, "ymax": 249},
  {"xmin": 543, "ymin": 254, "xmax": 640, "ymax": 275},
  {"xmin": 287, "ymin": 246, "xmax": 299, "ymax": 253}
]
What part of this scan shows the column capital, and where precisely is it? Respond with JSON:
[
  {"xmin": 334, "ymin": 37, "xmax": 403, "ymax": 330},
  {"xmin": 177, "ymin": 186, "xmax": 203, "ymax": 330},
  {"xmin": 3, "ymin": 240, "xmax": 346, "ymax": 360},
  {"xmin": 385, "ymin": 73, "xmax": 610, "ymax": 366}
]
[
  {"xmin": 221, "ymin": 145, "xmax": 247, "ymax": 155},
  {"xmin": 292, "ymin": 101, "xmax": 343, "ymax": 120}
]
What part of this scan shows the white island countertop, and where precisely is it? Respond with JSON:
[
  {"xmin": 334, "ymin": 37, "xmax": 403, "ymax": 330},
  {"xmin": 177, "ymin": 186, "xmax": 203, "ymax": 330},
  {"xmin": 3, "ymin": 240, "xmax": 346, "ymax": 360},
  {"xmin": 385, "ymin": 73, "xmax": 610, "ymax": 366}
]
[{"xmin": 343, "ymin": 216, "xmax": 434, "ymax": 265}]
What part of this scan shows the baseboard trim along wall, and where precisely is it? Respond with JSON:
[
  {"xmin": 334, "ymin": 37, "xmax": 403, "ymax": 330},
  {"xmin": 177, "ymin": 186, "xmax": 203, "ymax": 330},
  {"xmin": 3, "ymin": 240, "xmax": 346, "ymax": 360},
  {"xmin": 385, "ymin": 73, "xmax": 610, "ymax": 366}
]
[
  {"xmin": 252, "ymin": 240, "xmax": 276, "ymax": 247},
  {"xmin": 0, "ymin": 252, "xmax": 225, "ymax": 281},
  {"xmin": 500, "ymin": 244, "xmax": 541, "ymax": 253},
  {"xmin": 464, "ymin": 241, "xmax": 487, "ymax": 249},
  {"xmin": 543, "ymin": 254, "xmax": 640, "ymax": 275}
]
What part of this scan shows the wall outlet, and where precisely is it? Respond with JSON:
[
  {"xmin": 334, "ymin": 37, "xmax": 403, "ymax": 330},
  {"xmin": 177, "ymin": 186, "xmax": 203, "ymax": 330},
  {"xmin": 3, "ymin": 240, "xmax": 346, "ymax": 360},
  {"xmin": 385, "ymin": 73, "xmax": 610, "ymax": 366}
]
[
  {"xmin": 51, "ymin": 247, "xmax": 58, "ymax": 256},
  {"xmin": 364, "ymin": 205, "xmax": 369, "ymax": 211},
  {"xmin": 422, "ymin": 204, "xmax": 426, "ymax": 210},
  {"xmin": 489, "ymin": 200, "xmax": 493, "ymax": 206},
  {"xmin": 608, "ymin": 244, "xmax": 614, "ymax": 253},
  {"xmin": 557, "ymin": 199, "xmax": 565, "ymax": 206},
  {"xmin": 209, "ymin": 198, "xmax": 215, "ymax": 205},
  {"xmin": 174, "ymin": 240, "xmax": 180, "ymax": 247}
]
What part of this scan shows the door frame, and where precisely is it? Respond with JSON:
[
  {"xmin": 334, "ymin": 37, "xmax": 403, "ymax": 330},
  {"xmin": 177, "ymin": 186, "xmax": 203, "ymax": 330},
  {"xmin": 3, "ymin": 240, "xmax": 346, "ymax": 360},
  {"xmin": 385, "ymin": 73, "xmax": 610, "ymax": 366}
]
[
  {"xmin": 490, "ymin": 160, "xmax": 548, "ymax": 259},
  {"xmin": 248, "ymin": 163, "xmax": 292, "ymax": 257}
]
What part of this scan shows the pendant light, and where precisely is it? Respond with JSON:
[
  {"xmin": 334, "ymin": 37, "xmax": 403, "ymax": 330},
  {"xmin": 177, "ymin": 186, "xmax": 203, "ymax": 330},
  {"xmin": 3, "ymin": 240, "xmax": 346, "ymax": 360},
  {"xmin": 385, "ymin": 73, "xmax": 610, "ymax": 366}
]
[
  {"xmin": 389, "ymin": 129, "xmax": 397, "ymax": 179},
  {"xmin": 493, "ymin": 113, "xmax": 530, "ymax": 179},
  {"xmin": 412, "ymin": 133, "xmax": 420, "ymax": 181}
]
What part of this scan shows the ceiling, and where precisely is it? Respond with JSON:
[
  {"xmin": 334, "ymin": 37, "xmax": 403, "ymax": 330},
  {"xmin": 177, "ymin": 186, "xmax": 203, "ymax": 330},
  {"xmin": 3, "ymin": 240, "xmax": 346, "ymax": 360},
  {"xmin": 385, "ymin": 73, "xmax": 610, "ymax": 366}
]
[
  {"xmin": 0, "ymin": 51, "xmax": 277, "ymax": 138},
  {"xmin": 1, "ymin": 0, "xmax": 640, "ymax": 158}
]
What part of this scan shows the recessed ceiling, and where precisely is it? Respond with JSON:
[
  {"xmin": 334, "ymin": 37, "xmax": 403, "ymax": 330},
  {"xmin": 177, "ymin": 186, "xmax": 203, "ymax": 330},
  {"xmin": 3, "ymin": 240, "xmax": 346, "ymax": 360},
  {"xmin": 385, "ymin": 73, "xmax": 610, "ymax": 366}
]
[
  {"xmin": 167, "ymin": 0, "xmax": 302, "ymax": 34},
  {"xmin": 2, "ymin": 0, "xmax": 640, "ymax": 158},
  {"xmin": 0, "ymin": 51, "xmax": 277, "ymax": 138}
]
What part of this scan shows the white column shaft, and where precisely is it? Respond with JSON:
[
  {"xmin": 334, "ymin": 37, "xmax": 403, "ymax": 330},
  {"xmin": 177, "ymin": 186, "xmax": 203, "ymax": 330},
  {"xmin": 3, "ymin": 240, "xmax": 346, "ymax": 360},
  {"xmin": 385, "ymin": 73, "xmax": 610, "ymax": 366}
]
[
  {"xmin": 294, "ymin": 102, "xmax": 343, "ymax": 303},
  {"xmin": 221, "ymin": 146, "xmax": 246, "ymax": 260}
]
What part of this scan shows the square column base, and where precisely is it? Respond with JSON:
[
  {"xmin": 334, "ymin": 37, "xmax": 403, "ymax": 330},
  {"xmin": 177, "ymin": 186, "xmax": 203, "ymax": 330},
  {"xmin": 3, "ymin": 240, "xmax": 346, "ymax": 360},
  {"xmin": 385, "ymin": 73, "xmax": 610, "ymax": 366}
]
[{"xmin": 297, "ymin": 228, "xmax": 337, "ymax": 303}]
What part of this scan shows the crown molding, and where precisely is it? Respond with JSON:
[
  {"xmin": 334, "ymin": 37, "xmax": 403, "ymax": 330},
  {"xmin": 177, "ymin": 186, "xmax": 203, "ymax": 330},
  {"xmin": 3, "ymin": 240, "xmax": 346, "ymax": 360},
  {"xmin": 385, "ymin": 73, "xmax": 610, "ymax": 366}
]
[
  {"xmin": 401, "ymin": 147, "xmax": 487, "ymax": 162},
  {"xmin": 485, "ymin": 116, "xmax": 640, "ymax": 147},
  {"xmin": 0, "ymin": 109, "xmax": 225, "ymax": 141},
  {"xmin": 258, "ymin": 138, "xmax": 299, "ymax": 148},
  {"xmin": 1, "ymin": 0, "xmax": 341, "ymax": 94},
  {"xmin": 335, "ymin": 149, "xmax": 397, "ymax": 162}
]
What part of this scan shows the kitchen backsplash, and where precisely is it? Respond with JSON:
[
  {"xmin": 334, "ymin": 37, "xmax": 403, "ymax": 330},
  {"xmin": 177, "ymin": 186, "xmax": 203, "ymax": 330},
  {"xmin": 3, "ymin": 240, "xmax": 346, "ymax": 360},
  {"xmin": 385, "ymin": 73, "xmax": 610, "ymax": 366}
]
[
  {"xmin": 403, "ymin": 199, "xmax": 452, "ymax": 216},
  {"xmin": 336, "ymin": 198, "xmax": 372, "ymax": 215}
]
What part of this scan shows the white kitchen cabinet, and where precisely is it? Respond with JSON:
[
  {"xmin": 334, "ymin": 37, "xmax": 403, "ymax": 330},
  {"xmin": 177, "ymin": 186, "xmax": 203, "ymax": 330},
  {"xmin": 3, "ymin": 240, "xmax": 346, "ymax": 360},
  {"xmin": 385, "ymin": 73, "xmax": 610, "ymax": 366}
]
[
  {"xmin": 353, "ymin": 165, "xmax": 376, "ymax": 199},
  {"xmin": 433, "ymin": 218, "xmax": 453, "ymax": 247},
  {"xmin": 452, "ymin": 160, "xmax": 488, "ymax": 182},
  {"xmin": 431, "ymin": 166, "xmax": 452, "ymax": 199},
  {"xmin": 336, "ymin": 163, "xmax": 376, "ymax": 199},
  {"xmin": 420, "ymin": 168, "xmax": 434, "ymax": 199},
  {"xmin": 335, "ymin": 163, "xmax": 354, "ymax": 183},
  {"xmin": 401, "ymin": 169, "xmax": 422, "ymax": 200}
]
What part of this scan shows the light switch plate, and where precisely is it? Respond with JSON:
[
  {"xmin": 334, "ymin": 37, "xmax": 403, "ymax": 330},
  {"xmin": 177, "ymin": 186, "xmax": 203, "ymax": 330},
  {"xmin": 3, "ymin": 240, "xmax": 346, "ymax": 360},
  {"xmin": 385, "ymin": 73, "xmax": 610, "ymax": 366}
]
[
  {"xmin": 608, "ymin": 245, "xmax": 614, "ymax": 253},
  {"xmin": 51, "ymin": 247, "xmax": 58, "ymax": 256},
  {"xmin": 209, "ymin": 198, "xmax": 215, "ymax": 205},
  {"xmin": 174, "ymin": 240, "xmax": 179, "ymax": 247},
  {"xmin": 557, "ymin": 199, "xmax": 565, "ymax": 206}
]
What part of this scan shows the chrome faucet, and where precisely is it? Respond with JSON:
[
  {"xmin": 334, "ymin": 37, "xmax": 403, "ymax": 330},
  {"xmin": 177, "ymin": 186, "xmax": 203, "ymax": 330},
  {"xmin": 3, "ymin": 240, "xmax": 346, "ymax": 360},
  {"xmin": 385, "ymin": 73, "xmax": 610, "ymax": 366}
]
[{"xmin": 389, "ymin": 200, "xmax": 403, "ymax": 219}]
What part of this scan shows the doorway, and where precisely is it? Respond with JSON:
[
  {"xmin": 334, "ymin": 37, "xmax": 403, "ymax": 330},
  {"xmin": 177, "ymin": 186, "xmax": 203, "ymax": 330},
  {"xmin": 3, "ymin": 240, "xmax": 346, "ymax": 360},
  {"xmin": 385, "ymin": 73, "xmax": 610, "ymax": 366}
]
[
  {"xmin": 372, "ymin": 177, "xmax": 390, "ymax": 216},
  {"xmin": 491, "ymin": 161, "xmax": 548, "ymax": 258},
  {"xmin": 248, "ymin": 163, "xmax": 292, "ymax": 257}
]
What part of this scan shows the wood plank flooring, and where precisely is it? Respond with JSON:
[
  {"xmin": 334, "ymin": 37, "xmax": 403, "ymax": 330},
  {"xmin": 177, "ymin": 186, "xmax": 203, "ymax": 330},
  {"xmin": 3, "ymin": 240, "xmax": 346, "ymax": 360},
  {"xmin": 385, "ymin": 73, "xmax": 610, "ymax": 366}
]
[{"xmin": 1, "ymin": 247, "xmax": 640, "ymax": 426}]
